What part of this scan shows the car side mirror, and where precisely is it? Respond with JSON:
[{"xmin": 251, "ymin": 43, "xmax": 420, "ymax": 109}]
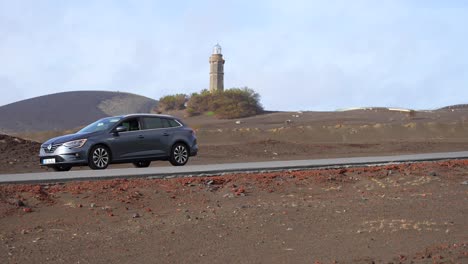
[{"xmin": 114, "ymin": 126, "xmax": 128, "ymax": 134}]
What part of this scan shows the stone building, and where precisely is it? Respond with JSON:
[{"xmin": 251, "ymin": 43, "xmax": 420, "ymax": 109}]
[{"xmin": 209, "ymin": 43, "xmax": 225, "ymax": 92}]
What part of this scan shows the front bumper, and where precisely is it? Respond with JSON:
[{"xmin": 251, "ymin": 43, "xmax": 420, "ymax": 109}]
[
  {"xmin": 190, "ymin": 143, "xmax": 198, "ymax": 157},
  {"xmin": 39, "ymin": 145, "xmax": 88, "ymax": 166}
]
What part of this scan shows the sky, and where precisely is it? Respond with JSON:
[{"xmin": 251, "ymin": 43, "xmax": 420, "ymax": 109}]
[{"xmin": 0, "ymin": 0, "xmax": 467, "ymax": 111}]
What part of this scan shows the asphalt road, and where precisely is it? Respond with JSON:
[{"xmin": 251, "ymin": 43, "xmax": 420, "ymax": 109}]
[{"xmin": 1, "ymin": 151, "xmax": 468, "ymax": 184}]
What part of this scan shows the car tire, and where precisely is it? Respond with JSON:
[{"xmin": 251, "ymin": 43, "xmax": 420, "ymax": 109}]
[
  {"xmin": 51, "ymin": 165, "xmax": 72, "ymax": 171},
  {"xmin": 169, "ymin": 143, "xmax": 189, "ymax": 166},
  {"xmin": 133, "ymin": 161, "xmax": 151, "ymax": 168},
  {"xmin": 88, "ymin": 145, "xmax": 111, "ymax": 170}
]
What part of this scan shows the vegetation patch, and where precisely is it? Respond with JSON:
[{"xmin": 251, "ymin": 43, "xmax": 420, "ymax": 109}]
[
  {"xmin": 156, "ymin": 94, "xmax": 188, "ymax": 112},
  {"xmin": 158, "ymin": 87, "xmax": 263, "ymax": 119}
]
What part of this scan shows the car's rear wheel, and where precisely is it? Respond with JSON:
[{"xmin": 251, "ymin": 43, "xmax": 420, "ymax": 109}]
[
  {"xmin": 51, "ymin": 165, "xmax": 72, "ymax": 171},
  {"xmin": 133, "ymin": 161, "xmax": 151, "ymax": 168},
  {"xmin": 169, "ymin": 143, "xmax": 189, "ymax": 166},
  {"xmin": 88, "ymin": 145, "xmax": 111, "ymax": 170}
]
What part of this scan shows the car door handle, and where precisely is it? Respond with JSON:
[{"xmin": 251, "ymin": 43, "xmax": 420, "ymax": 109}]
[
  {"xmin": 163, "ymin": 133, "xmax": 170, "ymax": 136},
  {"xmin": 138, "ymin": 135, "xmax": 145, "ymax": 139}
]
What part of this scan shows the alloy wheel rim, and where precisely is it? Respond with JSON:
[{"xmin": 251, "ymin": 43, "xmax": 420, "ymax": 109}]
[
  {"xmin": 174, "ymin": 145, "xmax": 188, "ymax": 164},
  {"xmin": 93, "ymin": 148, "xmax": 109, "ymax": 168}
]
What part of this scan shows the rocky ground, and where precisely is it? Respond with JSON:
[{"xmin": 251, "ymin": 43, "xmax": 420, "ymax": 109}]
[
  {"xmin": 1, "ymin": 108, "xmax": 467, "ymax": 263},
  {"xmin": 0, "ymin": 134, "xmax": 47, "ymax": 174},
  {"xmin": 3, "ymin": 108, "xmax": 468, "ymax": 174},
  {"xmin": 0, "ymin": 160, "xmax": 467, "ymax": 263}
]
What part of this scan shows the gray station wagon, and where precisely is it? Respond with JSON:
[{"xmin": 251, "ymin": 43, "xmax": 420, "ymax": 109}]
[{"xmin": 39, "ymin": 114, "xmax": 198, "ymax": 171}]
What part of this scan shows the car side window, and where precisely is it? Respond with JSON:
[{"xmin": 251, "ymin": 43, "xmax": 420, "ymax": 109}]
[
  {"xmin": 161, "ymin": 119, "xmax": 171, "ymax": 128},
  {"xmin": 167, "ymin": 118, "xmax": 181, "ymax": 127},
  {"xmin": 142, "ymin": 117, "xmax": 165, "ymax": 129},
  {"xmin": 119, "ymin": 118, "xmax": 140, "ymax": 131}
]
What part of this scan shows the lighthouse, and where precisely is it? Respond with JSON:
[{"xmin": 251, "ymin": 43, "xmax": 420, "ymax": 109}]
[{"xmin": 209, "ymin": 43, "xmax": 225, "ymax": 92}]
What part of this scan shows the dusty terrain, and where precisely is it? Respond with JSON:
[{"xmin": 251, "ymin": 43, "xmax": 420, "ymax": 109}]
[
  {"xmin": 0, "ymin": 108, "xmax": 467, "ymax": 263},
  {"xmin": 2, "ymin": 108, "xmax": 468, "ymax": 174},
  {"xmin": 0, "ymin": 160, "xmax": 467, "ymax": 263}
]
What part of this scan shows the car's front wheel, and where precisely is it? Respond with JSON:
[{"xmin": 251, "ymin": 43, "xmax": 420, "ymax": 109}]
[
  {"xmin": 133, "ymin": 161, "xmax": 151, "ymax": 168},
  {"xmin": 88, "ymin": 145, "xmax": 111, "ymax": 170},
  {"xmin": 51, "ymin": 165, "xmax": 72, "ymax": 171},
  {"xmin": 169, "ymin": 143, "xmax": 189, "ymax": 166}
]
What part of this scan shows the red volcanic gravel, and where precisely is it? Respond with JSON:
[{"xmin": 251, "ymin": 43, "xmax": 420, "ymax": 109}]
[{"xmin": 0, "ymin": 159, "xmax": 467, "ymax": 263}]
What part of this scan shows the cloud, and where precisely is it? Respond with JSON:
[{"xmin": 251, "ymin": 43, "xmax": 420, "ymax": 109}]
[{"xmin": 0, "ymin": 0, "xmax": 467, "ymax": 110}]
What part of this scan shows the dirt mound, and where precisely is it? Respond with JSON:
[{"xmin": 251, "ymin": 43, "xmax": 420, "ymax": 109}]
[
  {"xmin": 0, "ymin": 134, "xmax": 44, "ymax": 173},
  {"xmin": 0, "ymin": 91, "xmax": 158, "ymax": 133}
]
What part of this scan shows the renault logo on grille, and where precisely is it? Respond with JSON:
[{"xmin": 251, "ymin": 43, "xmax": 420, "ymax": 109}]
[{"xmin": 47, "ymin": 144, "xmax": 52, "ymax": 151}]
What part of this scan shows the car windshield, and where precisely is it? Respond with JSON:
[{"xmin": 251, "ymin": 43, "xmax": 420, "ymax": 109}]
[{"xmin": 77, "ymin": 117, "xmax": 122, "ymax": 134}]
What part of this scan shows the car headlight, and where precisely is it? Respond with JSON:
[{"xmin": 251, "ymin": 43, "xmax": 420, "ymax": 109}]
[{"xmin": 63, "ymin": 139, "xmax": 87, "ymax": 148}]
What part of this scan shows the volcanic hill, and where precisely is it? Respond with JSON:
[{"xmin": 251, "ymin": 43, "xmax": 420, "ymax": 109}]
[{"xmin": 0, "ymin": 91, "xmax": 157, "ymax": 133}]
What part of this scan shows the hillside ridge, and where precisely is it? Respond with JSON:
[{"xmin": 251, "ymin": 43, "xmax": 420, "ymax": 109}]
[{"xmin": 0, "ymin": 90, "xmax": 157, "ymax": 133}]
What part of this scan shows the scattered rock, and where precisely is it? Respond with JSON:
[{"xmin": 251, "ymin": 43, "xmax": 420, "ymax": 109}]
[
  {"xmin": 223, "ymin": 193, "xmax": 234, "ymax": 198},
  {"xmin": 8, "ymin": 198, "xmax": 25, "ymax": 207},
  {"xmin": 461, "ymin": 181, "xmax": 468, "ymax": 185},
  {"xmin": 23, "ymin": 207, "xmax": 32, "ymax": 213},
  {"xmin": 90, "ymin": 203, "xmax": 96, "ymax": 208},
  {"xmin": 232, "ymin": 186, "xmax": 245, "ymax": 196},
  {"xmin": 235, "ymin": 120, "xmax": 241, "ymax": 125},
  {"xmin": 132, "ymin": 213, "xmax": 140, "ymax": 218},
  {"xmin": 429, "ymin": 172, "xmax": 438, "ymax": 177}
]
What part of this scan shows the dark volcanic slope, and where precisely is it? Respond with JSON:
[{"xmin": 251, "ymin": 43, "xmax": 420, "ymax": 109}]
[
  {"xmin": 439, "ymin": 104, "xmax": 468, "ymax": 110},
  {"xmin": 0, "ymin": 91, "xmax": 157, "ymax": 133}
]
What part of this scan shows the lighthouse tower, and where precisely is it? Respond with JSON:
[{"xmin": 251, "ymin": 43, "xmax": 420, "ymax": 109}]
[{"xmin": 209, "ymin": 43, "xmax": 225, "ymax": 92}]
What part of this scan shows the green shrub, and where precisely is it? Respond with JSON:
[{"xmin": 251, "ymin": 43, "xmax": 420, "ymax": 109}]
[
  {"xmin": 157, "ymin": 94, "xmax": 187, "ymax": 112},
  {"xmin": 186, "ymin": 87, "xmax": 263, "ymax": 119},
  {"xmin": 185, "ymin": 91, "xmax": 211, "ymax": 116}
]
